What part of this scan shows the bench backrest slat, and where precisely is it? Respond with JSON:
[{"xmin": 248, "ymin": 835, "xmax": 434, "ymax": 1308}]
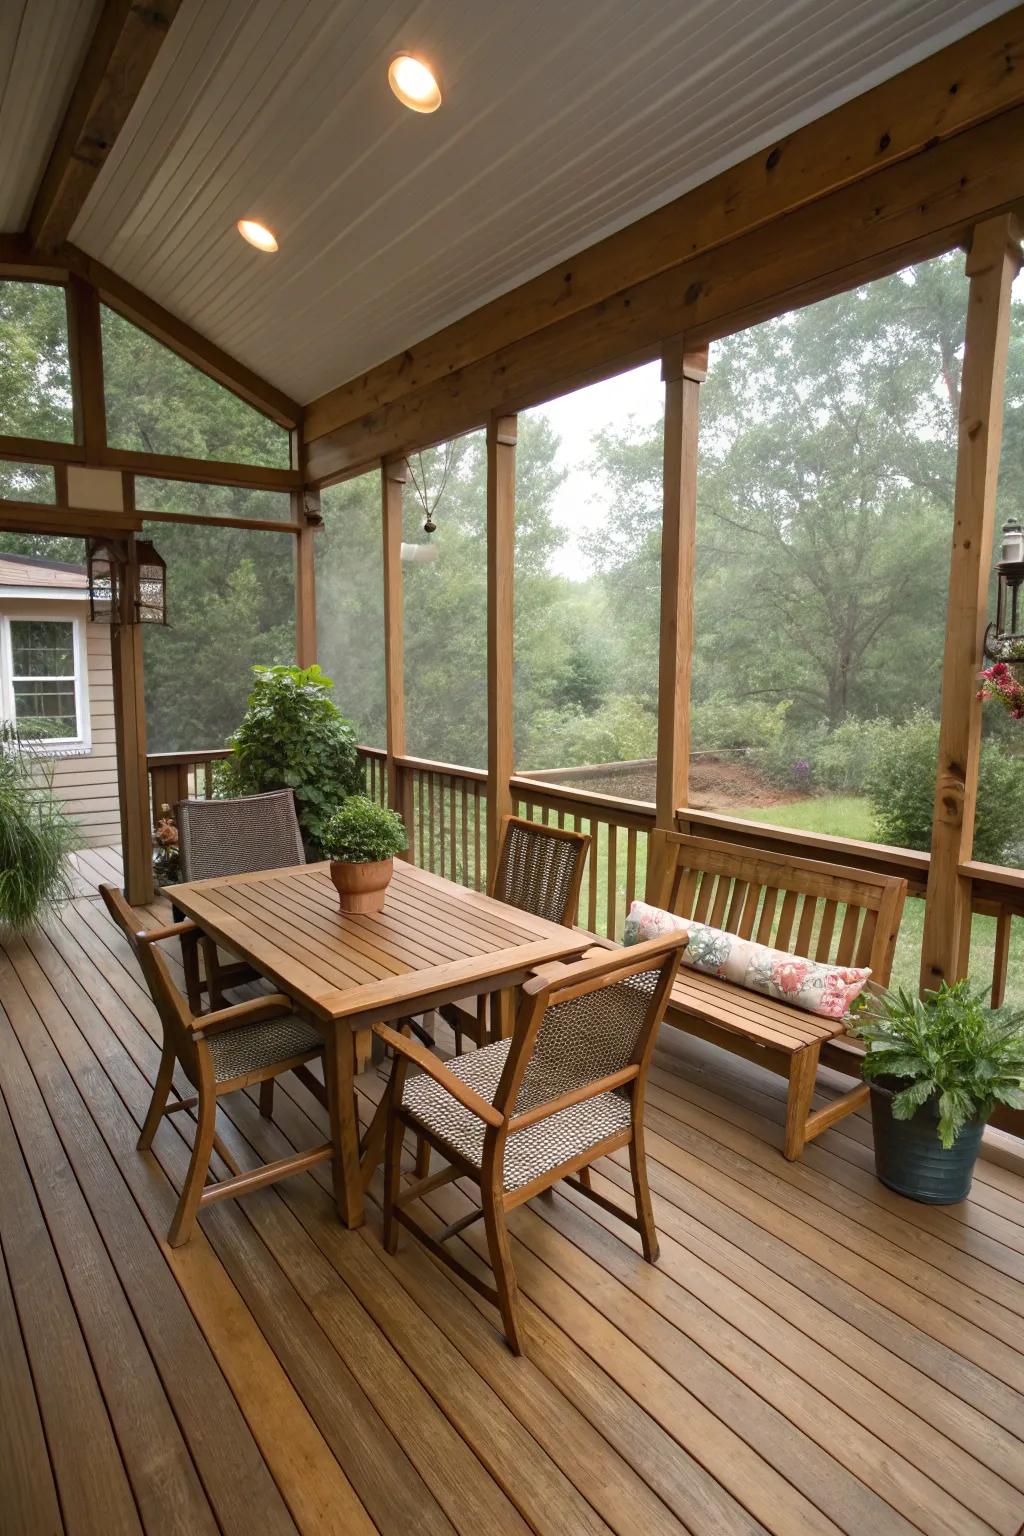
[{"xmin": 646, "ymin": 831, "xmax": 907, "ymax": 985}]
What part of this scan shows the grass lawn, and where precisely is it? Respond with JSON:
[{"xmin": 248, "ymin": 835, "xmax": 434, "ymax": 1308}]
[{"xmin": 735, "ymin": 795, "xmax": 875, "ymax": 840}]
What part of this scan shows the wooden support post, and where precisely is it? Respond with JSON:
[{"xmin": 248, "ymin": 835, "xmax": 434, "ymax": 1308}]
[
  {"xmin": 920, "ymin": 215, "xmax": 1021, "ymax": 993},
  {"xmin": 487, "ymin": 413, "xmax": 517, "ymax": 881},
  {"xmin": 653, "ymin": 341, "xmax": 706, "ymax": 883},
  {"xmin": 293, "ymin": 488, "xmax": 318, "ymax": 668},
  {"xmin": 66, "ymin": 273, "xmax": 107, "ymax": 459},
  {"xmin": 111, "ymin": 532, "xmax": 154, "ymax": 905},
  {"xmin": 381, "ymin": 459, "xmax": 412, "ymax": 840}
]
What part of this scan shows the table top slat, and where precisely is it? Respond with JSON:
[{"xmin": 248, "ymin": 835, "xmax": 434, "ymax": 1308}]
[{"xmin": 172, "ymin": 861, "xmax": 587, "ymax": 1023}]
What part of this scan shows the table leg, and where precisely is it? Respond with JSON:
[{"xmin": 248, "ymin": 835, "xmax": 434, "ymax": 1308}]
[
  {"xmin": 324, "ymin": 1024, "xmax": 365, "ymax": 1228},
  {"xmin": 492, "ymin": 986, "xmax": 516, "ymax": 1041}
]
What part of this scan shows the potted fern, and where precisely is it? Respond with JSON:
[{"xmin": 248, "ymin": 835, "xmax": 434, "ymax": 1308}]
[
  {"xmin": 322, "ymin": 796, "xmax": 408, "ymax": 914},
  {"xmin": 849, "ymin": 981, "xmax": 1024, "ymax": 1203}
]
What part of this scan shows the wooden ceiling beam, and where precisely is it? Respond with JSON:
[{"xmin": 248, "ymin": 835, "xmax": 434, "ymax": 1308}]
[
  {"xmin": 28, "ymin": 0, "xmax": 183, "ymax": 255},
  {"xmin": 0, "ymin": 500, "xmax": 141, "ymax": 538},
  {"xmin": 306, "ymin": 101, "xmax": 1024, "ymax": 482},
  {"xmin": 304, "ymin": 7, "xmax": 1024, "ymax": 447},
  {"xmin": 68, "ymin": 246, "xmax": 303, "ymax": 429}
]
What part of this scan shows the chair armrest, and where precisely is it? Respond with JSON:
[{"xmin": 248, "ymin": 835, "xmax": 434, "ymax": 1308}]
[
  {"xmin": 528, "ymin": 946, "xmax": 607, "ymax": 983},
  {"xmin": 374, "ymin": 1024, "xmax": 504, "ymax": 1128},
  {"xmin": 193, "ymin": 992, "xmax": 301, "ymax": 1038},
  {"xmin": 142, "ymin": 919, "xmax": 200, "ymax": 944}
]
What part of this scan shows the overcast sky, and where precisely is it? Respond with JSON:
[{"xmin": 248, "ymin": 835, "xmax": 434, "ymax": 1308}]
[{"xmin": 531, "ymin": 359, "xmax": 662, "ymax": 578}]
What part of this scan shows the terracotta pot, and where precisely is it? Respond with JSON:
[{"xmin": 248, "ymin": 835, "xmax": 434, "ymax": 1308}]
[{"xmin": 329, "ymin": 857, "xmax": 393, "ymax": 914}]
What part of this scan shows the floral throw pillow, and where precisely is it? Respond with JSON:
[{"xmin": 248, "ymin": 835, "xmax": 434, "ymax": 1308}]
[{"xmin": 623, "ymin": 900, "xmax": 869, "ymax": 1020}]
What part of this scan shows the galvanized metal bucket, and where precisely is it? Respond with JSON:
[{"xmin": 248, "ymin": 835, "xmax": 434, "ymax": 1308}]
[{"xmin": 869, "ymin": 1082, "xmax": 985, "ymax": 1204}]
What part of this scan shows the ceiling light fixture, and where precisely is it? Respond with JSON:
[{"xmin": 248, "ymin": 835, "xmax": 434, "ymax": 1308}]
[
  {"xmin": 237, "ymin": 218, "xmax": 278, "ymax": 252},
  {"xmin": 388, "ymin": 54, "xmax": 441, "ymax": 112}
]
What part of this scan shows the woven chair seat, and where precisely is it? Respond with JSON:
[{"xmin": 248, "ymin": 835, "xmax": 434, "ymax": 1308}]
[
  {"xmin": 403, "ymin": 1037, "xmax": 632, "ymax": 1191},
  {"xmin": 207, "ymin": 1013, "xmax": 322, "ymax": 1084}
]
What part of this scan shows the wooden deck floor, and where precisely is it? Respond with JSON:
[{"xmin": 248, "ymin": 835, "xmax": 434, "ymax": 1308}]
[{"xmin": 4, "ymin": 847, "xmax": 1024, "ymax": 1536}]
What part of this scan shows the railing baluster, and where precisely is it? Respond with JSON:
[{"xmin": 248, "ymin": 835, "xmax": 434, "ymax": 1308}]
[
  {"xmin": 587, "ymin": 820, "xmax": 599, "ymax": 934},
  {"xmin": 992, "ymin": 909, "xmax": 1012, "ymax": 1009},
  {"xmin": 450, "ymin": 776, "xmax": 458, "ymax": 879},
  {"xmin": 607, "ymin": 822, "xmax": 618, "ymax": 939}
]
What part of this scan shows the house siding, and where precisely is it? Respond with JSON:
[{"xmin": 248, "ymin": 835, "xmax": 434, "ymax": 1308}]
[{"xmin": 1, "ymin": 597, "xmax": 121, "ymax": 849}]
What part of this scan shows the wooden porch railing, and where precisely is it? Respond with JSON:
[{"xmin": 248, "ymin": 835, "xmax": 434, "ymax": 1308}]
[
  {"xmin": 146, "ymin": 745, "xmax": 1023, "ymax": 1011},
  {"xmin": 147, "ymin": 748, "xmax": 232, "ymax": 823}
]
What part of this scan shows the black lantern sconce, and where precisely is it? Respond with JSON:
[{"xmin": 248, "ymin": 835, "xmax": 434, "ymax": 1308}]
[
  {"xmin": 984, "ymin": 520, "xmax": 1024, "ymax": 665},
  {"xmin": 135, "ymin": 539, "xmax": 168, "ymax": 626},
  {"xmin": 87, "ymin": 537, "xmax": 168, "ymax": 626}
]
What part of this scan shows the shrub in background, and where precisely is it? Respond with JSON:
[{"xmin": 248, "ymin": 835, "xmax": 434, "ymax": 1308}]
[
  {"xmin": 219, "ymin": 664, "xmax": 363, "ymax": 854},
  {"xmin": 811, "ymin": 717, "xmax": 892, "ymax": 796},
  {"xmin": 690, "ymin": 696, "xmax": 791, "ymax": 756},
  {"xmin": 865, "ymin": 709, "xmax": 1024, "ymax": 861},
  {"xmin": 0, "ymin": 726, "xmax": 80, "ymax": 932}
]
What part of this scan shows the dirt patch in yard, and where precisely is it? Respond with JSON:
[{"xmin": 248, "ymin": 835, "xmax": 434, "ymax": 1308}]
[
  {"xmin": 544, "ymin": 755, "xmax": 807, "ymax": 810},
  {"xmin": 689, "ymin": 756, "xmax": 808, "ymax": 811}
]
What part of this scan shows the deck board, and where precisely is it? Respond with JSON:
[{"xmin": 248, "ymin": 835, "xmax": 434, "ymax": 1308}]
[{"xmin": 3, "ymin": 846, "xmax": 1024, "ymax": 1536}]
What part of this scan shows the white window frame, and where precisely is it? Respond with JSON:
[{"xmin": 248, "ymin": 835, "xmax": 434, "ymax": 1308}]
[{"xmin": 0, "ymin": 610, "xmax": 90, "ymax": 752}]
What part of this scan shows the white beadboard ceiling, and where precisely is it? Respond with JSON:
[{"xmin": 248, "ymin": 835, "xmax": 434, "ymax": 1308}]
[
  {"xmin": 7, "ymin": 0, "xmax": 1017, "ymax": 405},
  {"xmin": 0, "ymin": 0, "xmax": 104, "ymax": 231}
]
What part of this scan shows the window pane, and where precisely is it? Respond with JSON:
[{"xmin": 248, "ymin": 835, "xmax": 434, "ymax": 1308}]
[
  {"xmin": 317, "ymin": 472, "xmax": 385, "ymax": 748},
  {"xmin": 10, "ymin": 620, "xmax": 74, "ymax": 677},
  {"xmin": 690, "ymin": 253, "xmax": 965, "ymax": 857},
  {"xmin": 142, "ymin": 520, "xmax": 296, "ymax": 752},
  {"xmin": 403, "ymin": 434, "xmax": 487, "ymax": 768},
  {"xmin": 515, "ymin": 364, "xmax": 663, "ymax": 797},
  {"xmin": 13, "ymin": 680, "xmax": 77, "ymax": 737},
  {"xmin": 102, "ymin": 307, "xmax": 290, "ymax": 468},
  {"xmin": 0, "ymin": 281, "xmax": 74, "ymax": 442},
  {"xmin": 135, "ymin": 477, "xmax": 292, "ymax": 521},
  {"xmin": 0, "ymin": 460, "xmax": 56, "ymax": 503}
]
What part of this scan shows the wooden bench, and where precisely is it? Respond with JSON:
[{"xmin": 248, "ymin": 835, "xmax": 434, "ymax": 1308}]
[{"xmin": 634, "ymin": 830, "xmax": 908, "ymax": 1159}]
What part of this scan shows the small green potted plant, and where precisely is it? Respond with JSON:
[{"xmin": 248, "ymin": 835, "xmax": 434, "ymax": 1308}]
[
  {"xmin": 321, "ymin": 796, "xmax": 408, "ymax": 914},
  {"xmin": 849, "ymin": 981, "xmax": 1024, "ymax": 1203}
]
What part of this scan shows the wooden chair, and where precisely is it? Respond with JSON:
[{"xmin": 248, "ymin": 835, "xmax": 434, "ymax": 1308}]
[
  {"xmin": 440, "ymin": 815, "xmax": 590, "ymax": 1052},
  {"xmin": 100, "ymin": 883, "xmax": 332, "ymax": 1248},
  {"xmin": 644, "ymin": 830, "xmax": 907, "ymax": 1159},
  {"xmin": 377, "ymin": 932, "xmax": 686, "ymax": 1353},
  {"xmin": 175, "ymin": 789, "xmax": 305, "ymax": 1013}
]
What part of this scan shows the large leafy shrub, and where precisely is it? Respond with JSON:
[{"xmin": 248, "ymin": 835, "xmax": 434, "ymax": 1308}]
[
  {"xmin": 811, "ymin": 717, "xmax": 892, "ymax": 795},
  {"xmin": 850, "ymin": 980, "xmax": 1024, "ymax": 1147},
  {"xmin": 865, "ymin": 709, "xmax": 1024, "ymax": 860},
  {"xmin": 220, "ymin": 665, "xmax": 362, "ymax": 853},
  {"xmin": 322, "ymin": 797, "xmax": 408, "ymax": 863},
  {"xmin": 0, "ymin": 727, "xmax": 79, "ymax": 931}
]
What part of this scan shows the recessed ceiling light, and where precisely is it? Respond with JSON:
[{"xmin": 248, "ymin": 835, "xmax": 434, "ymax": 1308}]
[
  {"xmin": 388, "ymin": 54, "xmax": 441, "ymax": 112},
  {"xmin": 237, "ymin": 218, "xmax": 278, "ymax": 252}
]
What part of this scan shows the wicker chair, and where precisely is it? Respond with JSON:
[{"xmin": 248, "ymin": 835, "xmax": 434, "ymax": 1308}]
[
  {"xmin": 175, "ymin": 789, "xmax": 305, "ymax": 1012},
  {"xmin": 101, "ymin": 883, "xmax": 331, "ymax": 1248},
  {"xmin": 440, "ymin": 815, "xmax": 590, "ymax": 1053},
  {"xmin": 376, "ymin": 931, "xmax": 686, "ymax": 1353}
]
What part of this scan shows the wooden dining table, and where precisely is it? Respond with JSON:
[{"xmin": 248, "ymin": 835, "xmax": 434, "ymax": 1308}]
[{"xmin": 171, "ymin": 857, "xmax": 591, "ymax": 1227}]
